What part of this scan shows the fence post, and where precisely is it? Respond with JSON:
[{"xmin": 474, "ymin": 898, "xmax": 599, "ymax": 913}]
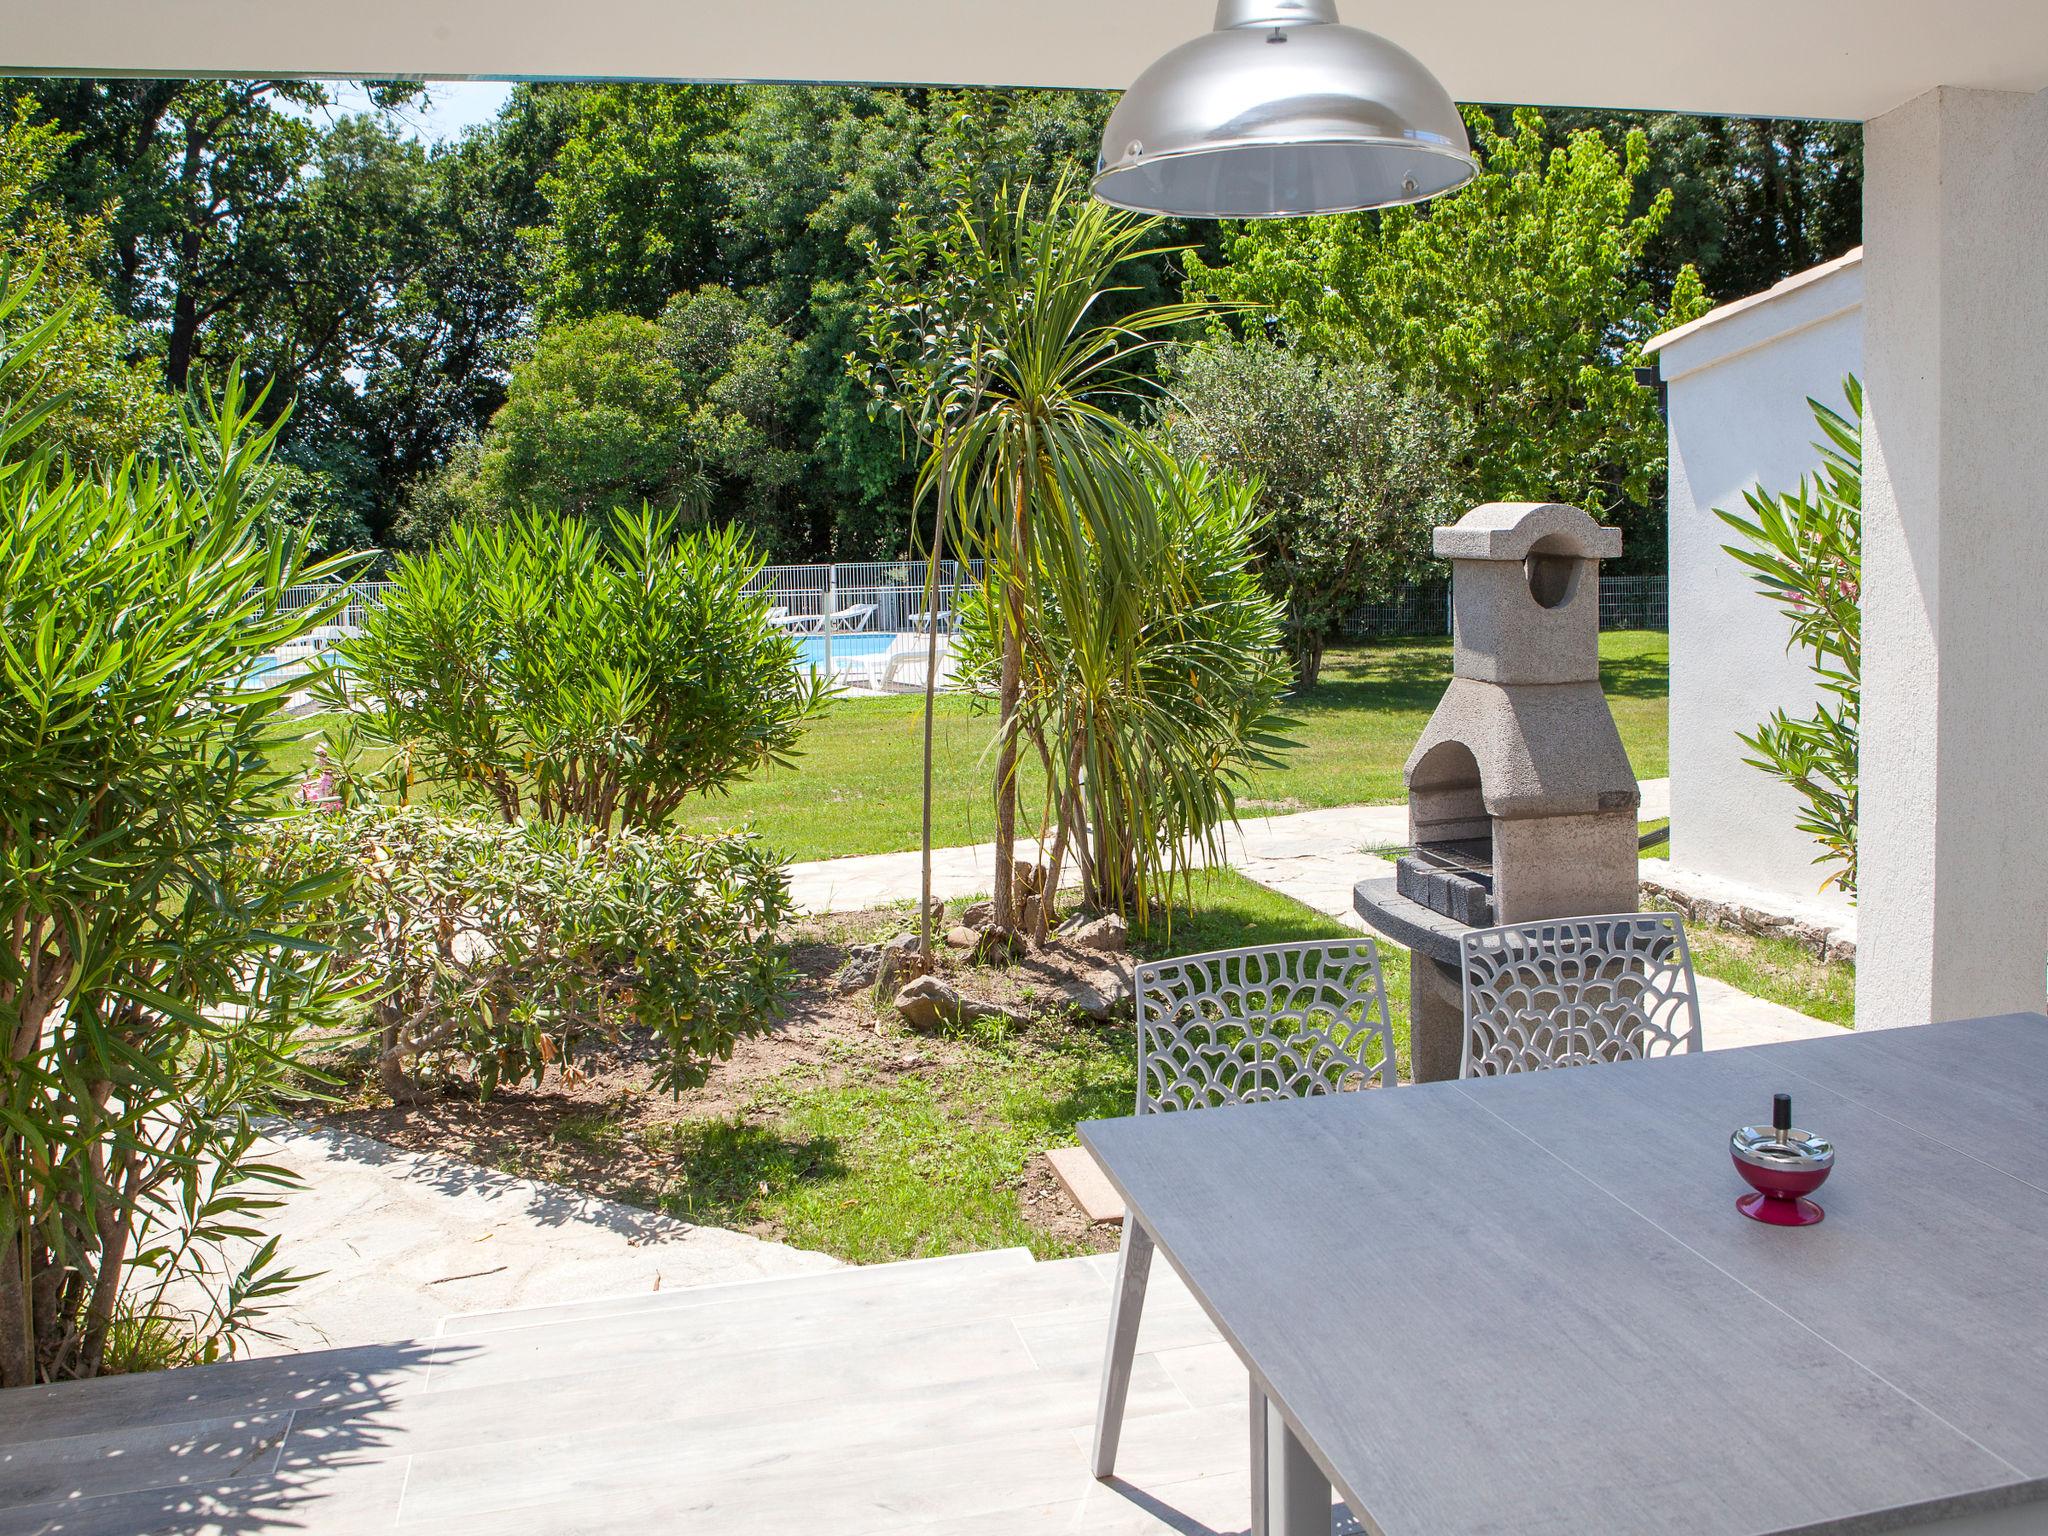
[{"xmin": 823, "ymin": 564, "xmax": 836, "ymax": 677}]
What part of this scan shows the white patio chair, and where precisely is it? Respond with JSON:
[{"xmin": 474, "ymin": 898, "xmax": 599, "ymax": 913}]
[
  {"xmin": 878, "ymin": 635, "xmax": 954, "ymax": 692},
  {"xmin": 1093, "ymin": 938, "xmax": 1393, "ymax": 1484},
  {"xmin": 1458, "ymin": 911, "xmax": 1703, "ymax": 1078},
  {"xmin": 827, "ymin": 600, "xmax": 877, "ymax": 632}
]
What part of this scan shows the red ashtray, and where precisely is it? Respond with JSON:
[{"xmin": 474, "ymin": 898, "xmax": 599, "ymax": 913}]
[{"xmin": 1731, "ymin": 1120, "xmax": 1834, "ymax": 1226}]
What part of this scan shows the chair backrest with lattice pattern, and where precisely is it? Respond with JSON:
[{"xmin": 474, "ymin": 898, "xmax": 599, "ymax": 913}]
[
  {"xmin": 1458, "ymin": 912, "xmax": 1702, "ymax": 1078},
  {"xmin": 1133, "ymin": 940, "xmax": 1394, "ymax": 1115}
]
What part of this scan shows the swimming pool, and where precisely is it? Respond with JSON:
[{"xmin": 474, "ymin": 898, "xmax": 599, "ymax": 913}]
[
  {"xmin": 251, "ymin": 632, "xmax": 908, "ymax": 684},
  {"xmin": 796, "ymin": 633, "xmax": 896, "ymax": 672}
]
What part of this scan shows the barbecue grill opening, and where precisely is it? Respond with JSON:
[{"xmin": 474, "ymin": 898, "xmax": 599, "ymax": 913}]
[{"xmin": 1523, "ymin": 534, "xmax": 1582, "ymax": 610}]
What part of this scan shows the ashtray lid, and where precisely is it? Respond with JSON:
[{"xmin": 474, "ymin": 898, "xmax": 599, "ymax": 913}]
[{"xmin": 1731, "ymin": 1124, "xmax": 1835, "ymax": 1174}]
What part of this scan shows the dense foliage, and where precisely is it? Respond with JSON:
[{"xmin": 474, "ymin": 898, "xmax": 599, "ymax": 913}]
[
  {"xmin": 0, "ymin": 108, "xmax": 169, "ymax": 462},
  {"xmin": 265, "ymin": 808, "xmax": 794, "ymax": 1102},
  {"xmin": 955, "ymin": 455, "xmax": 1292, "ymax": 921},
  {"xmin": 0, "ymin": 280, "xmax": 361, "ymax": 1384},
  {"xmin": 1188, "ymin": 109, "xmax": 1715, "ymax": 556},
  {"xmin": 1157, "ymin": 334, "xmax": 1473, "ymax": 685},
  {"xmin": 335, "ymin": 506, "xmax": 826, "ymax": 828},
  {"xmin": 0, "ymin": 77, "xmax": 1859, "ymax": 563},
  {"xmin": 1715, "ymin": 378, "xmax": 1861, "ymax": 895}
]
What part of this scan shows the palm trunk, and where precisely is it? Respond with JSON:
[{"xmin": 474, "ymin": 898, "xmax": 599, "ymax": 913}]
[
  {"xmin": 918, "ymin": 437, "xmax": 953, "ymax": 966},
  {"xmin": 991, "ymin": 464, "xmax": 1028, "ymax": 932}
]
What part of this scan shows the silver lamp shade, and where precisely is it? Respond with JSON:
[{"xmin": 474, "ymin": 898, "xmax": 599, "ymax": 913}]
[{"xmin": 1094, "ymin": 0, "xmax": 1477, "ymax": 219}]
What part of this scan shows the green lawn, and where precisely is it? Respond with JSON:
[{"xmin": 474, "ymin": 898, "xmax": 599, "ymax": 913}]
[
  {"xmin": 663, "ymin": 630, "xmax": 1668, "ymax": 861},
  {"xmin": 273, "ymin": 631, "xmax": 1668, "ymax": 864}
]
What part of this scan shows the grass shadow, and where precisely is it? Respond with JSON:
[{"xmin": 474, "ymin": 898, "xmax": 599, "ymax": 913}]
[{"xmin": 647, "ymin": 1118, "xmax": 848, "ymax": 1231}]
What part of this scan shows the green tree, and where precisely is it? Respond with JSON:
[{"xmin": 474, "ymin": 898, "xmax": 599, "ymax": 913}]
[
  {"xmin": 1190, "ymin": 107, "xmax": 1712, "ymax": 548},
  {"xmin": 930, "ymin": 179, "xmax": 1211, "ymax": 936},
  {"xmin": 530, "ymin": 85, "xmax": 734, "ymax": 321},
  {"xmin": 472, "ymin": 313, "xmax": 697, "ymax": 519},
  {"xmin": 0, "ymin": 283, "xmax": 362, "ymax": 1385},
  {"xmin": 1158, "ymin": 334, "xmax": 1473, "ymax": 686},
  {"xmin": 1532, "ymin": 110, "xmax": 1862, "ymax": 305},
  {"xmin": 0, "ymin": 106, "xmax": 169, "ymax": 463},
  {"xmin": 657, "ymin": 285, "xmax": 810, "ymax": 556},
  {"xmin": 954, "ymin": 455, "xmax": 1292, "ymax": 921}
]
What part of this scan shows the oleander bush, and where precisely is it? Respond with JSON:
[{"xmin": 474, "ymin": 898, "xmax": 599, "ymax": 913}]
[
  {"xmin": 1716, "ymin": 377, "xmax": 1861, "ymax": 895},
  {"xmin": 330, "ymin": 504, "xmax": 826, "ymax": 829},
  {"xmin": 264, "ymin": 807, "xmax": 795, "ymax": 1103},
  {"xmin": 0, "ymin": 272, "xmax": 362, "ymax": 1385}
]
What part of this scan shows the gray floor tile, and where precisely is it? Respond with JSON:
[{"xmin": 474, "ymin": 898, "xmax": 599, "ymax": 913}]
[
  {"xmin": 0, "ymin": 1412, "xmax": 289, "ymax": 1511},
  {"xmin": 438, "ymin": 1244, "xmax": 1036, "ymax": 1337}
]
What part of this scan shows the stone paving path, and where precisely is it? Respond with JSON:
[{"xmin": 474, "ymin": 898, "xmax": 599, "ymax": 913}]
[
  {"xmin": 788, "ymin": 779, "xmax": 1845, "ymax": 1053},
  {"xmin": 235, "ymin": 1125, "xmax": 838, "ymax": 1356}
]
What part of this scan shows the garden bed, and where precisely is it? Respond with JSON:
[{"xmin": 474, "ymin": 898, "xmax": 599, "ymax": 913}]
[{"xmin": 301, "ymin": 906, "xmax": 1148, "ymax": 1262}]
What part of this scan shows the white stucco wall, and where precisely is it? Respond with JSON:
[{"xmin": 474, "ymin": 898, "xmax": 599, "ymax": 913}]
[
  {"xmin": 1858, "ymin": 87, "xmax": 2048, "ymax": 1028},
  {"xmin": 1646, "ymin": 251, "xmax": 1864, "ymax": 920}
]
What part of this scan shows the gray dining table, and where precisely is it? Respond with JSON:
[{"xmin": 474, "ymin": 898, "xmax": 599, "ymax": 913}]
[{"xmin": 1079, "ymin": 1012, "xmax": 2048, "ymax": 1536}]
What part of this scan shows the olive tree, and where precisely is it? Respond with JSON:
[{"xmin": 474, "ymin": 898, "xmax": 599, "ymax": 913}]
[{"xmin": 1158, "ymin": 333, "xmax": 1473, "ymax": 687}]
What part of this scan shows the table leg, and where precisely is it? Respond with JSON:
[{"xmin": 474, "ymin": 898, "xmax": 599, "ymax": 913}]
[
  {"xmin": 1091, "ymin": 1219, "xmax": 1154, "ymax": 1479},
  {"xmin": 1252, "ymin": 1389, "xmax": 1331, "ymax": 1536},
  {"xmin": 1249, "ymin": 1380, "xmax": 1267, "ymax": 1536}
]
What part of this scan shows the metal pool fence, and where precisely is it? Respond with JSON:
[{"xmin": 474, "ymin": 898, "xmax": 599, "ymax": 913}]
[
  {"xmin": 271, "ymin": 563, "xmax": 986, "ymax": 682},
  {"xmin": 270, "ymin": 565, "xmax": 1664, "ymax": 682},
  {"xmin": 1341, "ymin": 574, "xmax": 1669, "ymax": 638}
]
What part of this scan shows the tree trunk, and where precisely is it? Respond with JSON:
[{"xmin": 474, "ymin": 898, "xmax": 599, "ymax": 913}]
[
  {"xmin": 918, "ymin": 437, "xmax": 953, "ymax": 968},
  {"xmin": 377, "ymin": 1004, "xmax": 426, "ymax": 1105},
  {"xmin": 0, "ymin": 1219, "xmax": 31, "ymax": 1388},
  {"xmin": 164, "ymin": 128, "xmax": 206, "ymax": 393},
  {"xmin": 991, "ymin": 464, "xmax": 1028, "ymax": 932}
]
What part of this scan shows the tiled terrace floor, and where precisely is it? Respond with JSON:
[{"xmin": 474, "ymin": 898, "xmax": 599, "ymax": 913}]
[{"xmin": 0, "ymin": 1249, "xmax": 1352, "ymax": 1535}]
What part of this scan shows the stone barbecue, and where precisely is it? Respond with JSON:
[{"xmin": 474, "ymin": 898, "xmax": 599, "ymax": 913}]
[{"xmin": 1355, "ymin": 502, "xmax": 1641, "ymax": 1081}]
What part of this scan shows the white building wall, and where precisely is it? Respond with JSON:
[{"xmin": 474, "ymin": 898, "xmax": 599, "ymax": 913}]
[
  {"xmin": 1858, "ymin": 87, "xmax": 2048, "ymax": 1029},
  {"xmin": 1646, "ymin": 251, "xmax": 1864, "ymax": 921}
]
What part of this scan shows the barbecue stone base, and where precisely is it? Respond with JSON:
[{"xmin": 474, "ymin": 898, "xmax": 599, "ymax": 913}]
[{"xmin": 1409, "ymin": 951, "xmax": 1465, "ymax": 1084}]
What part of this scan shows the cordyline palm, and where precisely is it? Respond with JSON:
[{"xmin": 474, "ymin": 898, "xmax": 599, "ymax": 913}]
[
  {"xmin": 932, "ymin": 178, "xmax": 1218, "ymax": 935},
  {"xmin": 959, "ymin": 453, "xmax": 1296, "ymax": 927}
]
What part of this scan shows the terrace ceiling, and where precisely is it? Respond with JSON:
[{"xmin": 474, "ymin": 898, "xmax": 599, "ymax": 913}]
[{"xmin": 8, "ymin": 0, "xmax": 2048, "ymax": 122}]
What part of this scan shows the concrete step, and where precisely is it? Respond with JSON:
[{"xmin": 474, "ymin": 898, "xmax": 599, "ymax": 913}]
[
  {"xmin": 417, "ymin": 1251, "xmax": 1110, "ymax": 1395},
  {"xmin": 0, "ymin": 1248, "xmax": 1237, "ymax": 1536},
  {"xmin": 439, "ymin": 1242, "xmax": 1030, "ymax": 1337}
]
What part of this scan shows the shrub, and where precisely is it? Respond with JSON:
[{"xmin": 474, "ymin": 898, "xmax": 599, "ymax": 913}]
[
  {"xmin": 0, "ymin": 276, "xmax": 361, "ymax": 1385},
  {"xmin": 1157, "ymin": 333, "xmax": 1473, "ymax": 687},
  {"xmin": 333, "ymin": 505, "xmax": 827, "ymax": 829},
  {"xmin": 1715, "ymin": 377, "xmax": 1861, "ymax": 895},
  {"xmin": 955, "ymin": 453, "xmax": 1293, "ymax": 923},
  {"xmin": 265, "ymin": 808, "xmax": 795, "ymax": 1101}
]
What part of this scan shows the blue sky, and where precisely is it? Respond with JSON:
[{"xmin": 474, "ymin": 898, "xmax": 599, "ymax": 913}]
[{"xmin": 300, "ymin": 80, "xmax": 517, "ymax": 142}]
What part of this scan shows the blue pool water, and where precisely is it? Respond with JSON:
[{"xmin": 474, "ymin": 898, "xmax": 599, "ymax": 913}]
[
  {"xmin": 797, "ymin": 633, "xmax": 896, "ymax": 671},
  {"xmin": 252, "ymin": 633, "xmax": 903, "ymax": 680}
]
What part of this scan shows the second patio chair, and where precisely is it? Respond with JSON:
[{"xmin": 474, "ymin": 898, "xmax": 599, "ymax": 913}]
[
  {"xmin": 1458, "ymin": 911, "xmax": 1703, "ymax": 1078},
  {"xmin": 1093, "ymin": 938, "xmax": 1393, "ymax": 1483}
]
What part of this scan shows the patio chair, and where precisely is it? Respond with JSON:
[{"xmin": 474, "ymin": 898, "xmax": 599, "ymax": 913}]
[
  {"xmin": 827, "ymin": 600, "xmax": 877, "ymax": 632},
  {"xmin": 1093, "ymin": 938, "xmax": 1393, "ymax": 1483},
  {"xmin": 1458, "ymin": 912, "xmax": 1703, "ymax": 1078}
]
